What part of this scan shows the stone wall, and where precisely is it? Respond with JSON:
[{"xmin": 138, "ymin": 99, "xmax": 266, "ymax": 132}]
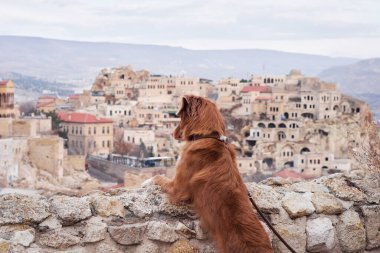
[{"xmin": 0, "ymin": 172, "xmax": 379, "ymax": 253}]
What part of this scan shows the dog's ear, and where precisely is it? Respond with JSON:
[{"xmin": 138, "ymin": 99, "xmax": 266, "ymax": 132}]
[
  {"xmin": 178, "ymin": 95, "xmax": 202, "ymax": 117},
  {"xmin": 177, "ymin": 96, "xmax": 190, "ymax": 117}
]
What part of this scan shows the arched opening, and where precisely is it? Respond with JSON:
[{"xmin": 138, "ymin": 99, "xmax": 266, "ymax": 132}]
[
  {"xmin": 300, "ymin": 147, "xmax": 311, "ymax": 154},
  {"xmin": 356, "ymin": 108, "xmax": 360, "ymax": 113},
  {"xmin": 263, "ymin": 158, "xmax": 275, "ymax": 171},
  {"xmin": 284, "ymin": 161, "xmax": 294, "ymax": 167},
  {"xmin": 302, "ymin": 113, "xmax": 314, "ymax": 119},
  {"xmin": 278, "ymin": 131, "xmax": 286, "ymax": 141},
  {"xmin": 258, "ymin": 123, "xmax": 266, "ymax": 128},
  {"xmin": 246, "ymin": 139, "xmax": 256, "ymax": 147},
  {"xmin": 283, "ymin": 112, "xmax": 289, "ymax": 120},
  {"xmin": 322, "ymin": 166, "xmax": 328, "ymax": 170},
  {"xmin": 244, "ymin": 150, "xmax": 253, "ymax": 157},
  {"xmin": 278, "ymin": 123, "xmax": 286, "ymax": 128},
  {"xmin": 333, "ymin": 105, "xmax": 339, "ymax": 111},
  {"xmin": 268, "ymin": 123, "xmax": 276, "ymax": 128}
]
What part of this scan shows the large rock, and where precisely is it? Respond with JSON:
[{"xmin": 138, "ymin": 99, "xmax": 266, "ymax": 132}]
[
  {"xmin": 349, "ymin": 173, "xmax": 380, "ymax": 204},
  {"xmin": 324, "ymin": 176, "xmax": 367, "ymax": 202},
  {"xmin": 158, "ymin": 195, "xmax": 192, "ymax": 217},
  {"xmin": 0, "ymin": 225, "xmax": 35, "ymax": 247},
  {"xmin": 193, "ymin": 220, "xmax": 208, "ymax": 240},
  {"xmin": 336, "ymin": 210, "xmax": 366, "ymax": 252},
  {"xmin": 272, "ymin": 217, "xmax": 307, "ymax": 253},
  {"xmin": 248, "ymin": 183, "xmax": 282, "ymax": 214},
  {"xmin": 282, "ymin": 193, "xmax": 315, "ymax": 218},
  {"xmin": 134, "ymin": 239, "xmax": 161, "ymax": 253},
  {"xmin": 50, "ymin": 196, "xmax": 92, "ymax": 224},
  {"xmin": 168, "ymin": 239, "xmax": 198, "ymax": 253},
  {"xmin": 360, "ymin": 205, "xmax": 380, "ymax": 250},
  {"xmin": 119, "ymin": 186, "xmax": 162, "ymax": 218},
  {"xmin": 38, "ymin": 215, "xmax": 62, "ymax": 230},
  {"xmin": 89, "ymin": 195, "xmax": 124, "ymax": 217},
  {"xmin": 0, "ymin": 194, "xmax": 50, "ymax": 225},
  {"xmin": 39, "ymin": 228, "xmax": 81, "ymax": 249},
  {"xmin": 289, "ymin": 181, "xmax": 329, "ymax": 193},
  {"xmin": 311, "ymin": 192, "xmax": 345, "ymax": 215},
  {"xmin": 146, "ymin": 221, "xmax": 179, "ymax": 243},
  {"xmin": 82, "ymin": 217, "xmax": 107, "ymax": 243},
  {"xmin": 108, "ymin": 223, "xmax": 147, "ymax": 245},
  {"xmin": 306, "ymin": 217, "xmax": 336, "ymax": 252},
  {"xmin": 175, "ymin": 222, "xmax": 196, "ymax": 239}
]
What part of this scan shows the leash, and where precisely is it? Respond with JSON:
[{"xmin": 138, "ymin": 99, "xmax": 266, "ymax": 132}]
[{"xmin": 248, "ymin": 192, "xmax": 297, "ymax": 253}]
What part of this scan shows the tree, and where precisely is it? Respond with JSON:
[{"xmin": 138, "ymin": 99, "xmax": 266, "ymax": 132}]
[
  {"xmin": 45, "ymin": 111, "xmax": 61, "ymax": 130},
  {"xmin": 19, "ymin": 101, "xmax": 37, "ymax": 116},
  {"xmin": 113, "ymin": 131, "xmax": 133, "ymax": 155}
]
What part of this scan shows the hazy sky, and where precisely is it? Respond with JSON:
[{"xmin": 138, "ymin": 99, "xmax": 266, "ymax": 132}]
[{"xmin": 1, "ymin": 0, "xmax": 380, "ymax": 58}]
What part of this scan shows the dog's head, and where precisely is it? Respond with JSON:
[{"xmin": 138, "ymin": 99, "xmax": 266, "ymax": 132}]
[{"xmin": 174, "ymin": 95, "xmax": 226, "ymax": 141}]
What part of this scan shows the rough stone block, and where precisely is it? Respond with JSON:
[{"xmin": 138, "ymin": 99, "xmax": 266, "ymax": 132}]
[{"xmin": 108, "ymin": 223, "xmax": 147, "ymax": 245}]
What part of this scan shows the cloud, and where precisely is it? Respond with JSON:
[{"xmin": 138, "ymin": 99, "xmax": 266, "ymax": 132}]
[{"xmin": 0, "ymin": 0, "xmax": 379, "ymax": 57}]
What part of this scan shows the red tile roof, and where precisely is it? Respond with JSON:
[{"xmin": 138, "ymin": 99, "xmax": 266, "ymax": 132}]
[
  {"xmin": 69, "ymin": 94, "xmax": 81, "ymax": 99},
  {"xmin": 241, "ymin": 85, "xmax": 271, "ymax": 93},
  {"xmin": 274, "ymin": 168, "xmax": 306, "ymax": 179},
  {"xmin": 37, "ymin": 101, "xmax": 55, "ymax": 108},
  {"xmin": 0, "ymin": 80, "xmax": 10, "ymax": 86},
  {"xmin": 39, "ymin": 95, "xmax": 56, "ymax": 100},
  {"xmin": 57, "ymin": 112, "xmax": 113, "ymax": 124}
]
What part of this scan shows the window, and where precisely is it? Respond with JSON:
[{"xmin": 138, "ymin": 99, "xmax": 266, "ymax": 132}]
[
  {"xmin": 102, "ymin": 127, "xmax": 105, "ymax": 134},
  {"xmin": 94, "ymin": 127, "xmax": 97, "ymax": 134},
  {"xmin": 325, "ymin": 157, "xmax": 329, "ymax": 161},
  {"xmin": 89, "ymin": 127, "xmax": 91, "ymax": 135},
  {"xmin": 102, "ymin": 141, "xmax": 105, "ymax": 147},
  {"xmin": 107, "ymin": 140, "xmax": 110, "ymax": 148}
]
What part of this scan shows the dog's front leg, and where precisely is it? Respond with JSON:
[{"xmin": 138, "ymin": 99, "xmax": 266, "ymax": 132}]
[
  {"xmin": 153, "ymin": 175, "xmax": 190, "ymax": 205},
  {"xmin": 153, "ymin": 175, "xmax": 174, "ymax": 194}
]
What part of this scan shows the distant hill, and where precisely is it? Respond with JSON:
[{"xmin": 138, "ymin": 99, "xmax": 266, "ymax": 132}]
[
  {"xmin": 0, "ymin": 72, "xmax": 74, "ymax": 102},
  {"xmin": 319, "ymin": 58, "xmax": 380, "ymax": 95},
  {"xmin": 0, "ymin": 35, "xmax": 357, "ymax": 87}
]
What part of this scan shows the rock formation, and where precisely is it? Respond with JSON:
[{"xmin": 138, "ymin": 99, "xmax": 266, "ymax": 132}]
[{"xmin": 0, "ymin": 172, "xmax": 378, "ymax": 253}]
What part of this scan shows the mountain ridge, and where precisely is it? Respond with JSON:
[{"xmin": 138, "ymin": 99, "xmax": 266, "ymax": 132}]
[{"xmin": 0, "ymin": 35, "xmax": 358, "ymax": 86}]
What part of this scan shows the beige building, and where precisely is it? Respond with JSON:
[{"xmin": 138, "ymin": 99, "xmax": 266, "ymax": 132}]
[
  {"xmin": 124, "ymin": 129, "xmax": 157, "ymax": 154},
  {"xmin": 28, "ymin": 136, "xmax": 64, "ymax": 180},
  {"xmin": 0, "ymin": 80, "xmax": 15, "ymax": 118},
  {"xmin": 58, "ymin": 112, "xmax": 113, "ymax": 156}
]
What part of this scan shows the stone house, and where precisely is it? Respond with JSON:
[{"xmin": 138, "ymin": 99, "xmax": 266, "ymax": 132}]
[{"xmin": 58, "ymin": 112, "xmax": 113, "ymax": 156}]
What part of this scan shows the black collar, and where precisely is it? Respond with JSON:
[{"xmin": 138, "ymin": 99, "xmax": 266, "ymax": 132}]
[{"xmin": 188, "ymin": 133, "xmax": 228, "ymax": 143}]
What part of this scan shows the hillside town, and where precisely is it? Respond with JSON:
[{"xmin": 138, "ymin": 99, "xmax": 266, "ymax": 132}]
[{"xmin": 0, "ymin": 66, "xmax": 374, "ymax": 191}]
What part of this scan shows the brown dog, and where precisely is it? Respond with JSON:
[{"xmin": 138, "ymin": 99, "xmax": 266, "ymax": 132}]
[{"xmin": 154, "ymin": 95, "xmax": 273, "ymax": 253}]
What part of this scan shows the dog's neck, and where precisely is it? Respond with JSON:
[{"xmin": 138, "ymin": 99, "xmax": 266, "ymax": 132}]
[{"xmin": 188, "ymin": 132, "xmax": 228, "ymax": 143}]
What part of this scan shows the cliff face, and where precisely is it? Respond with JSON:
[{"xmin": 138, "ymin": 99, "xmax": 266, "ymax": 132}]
[{"xmin": 0, "ymin": 172, "xmax": 379, "ymax": 253}]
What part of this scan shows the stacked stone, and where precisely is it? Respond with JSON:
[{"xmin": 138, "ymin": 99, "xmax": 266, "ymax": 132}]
[{"xmin": 0, "ymin": 172, "xmax": 379, "ymax": 253}]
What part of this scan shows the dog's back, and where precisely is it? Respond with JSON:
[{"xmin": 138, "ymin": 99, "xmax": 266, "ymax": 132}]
[{"xmin": 181, "ymin": 139, "xmax": 273, "ymax": 253}]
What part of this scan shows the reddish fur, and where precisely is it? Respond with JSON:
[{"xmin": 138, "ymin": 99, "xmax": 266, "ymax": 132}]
[{"xmin": 154, "ymin": 95, "xmax": 273, "ymax": 253}]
